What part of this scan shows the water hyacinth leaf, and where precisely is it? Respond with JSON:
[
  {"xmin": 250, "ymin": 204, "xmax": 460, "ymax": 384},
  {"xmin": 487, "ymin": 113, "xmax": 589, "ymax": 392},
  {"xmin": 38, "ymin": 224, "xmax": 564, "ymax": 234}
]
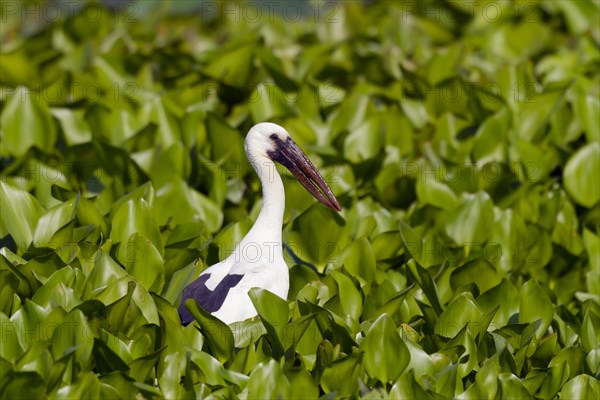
[
  {"xmin": 287, "ymin": 203, "xmax": 346, "ymax": 270},
  {"xmin": 572, "ymin": 89, "xmax": 600, "ymax": 142},
  {"xmin": 2, "ymin": 371, "xmax": 48, "ymax": 400},
  {"xmin": 247, "ymin": 359, "xmax": 289, "ymax": 399},
  {"xmin": 390, "ymin": 370, "xmax": 438, "ymax": 399},
  {"xmin": 158, "ymin": 352, "xmax": 191, "ymax": 400},
  {"xmin": 297, "ymin": 301, "xmax": 356, "ymax": 352},
  {"xmin": 49, "ymin": 309, "xmax": 95, "ymax": 370},
  {"xmin": 0, "ymin": 181, "xmax": 44, "ymax": 250},
  {"xmin": 154, "ymin": 178, "xmax": 224, "ymax": 232},
  {"xmin": 117, "ymin": 233, "xmax": 165, "ymax": 293},
  {"xmin": 331, "ymin": 270, "xmax": 362, "ymax": 321},
  {"xmin": 435, "ymin": 293, "xmax": 483, "ymax": 338},
  {"xmin": 31, "ymin": 267, "xmax": 81, "ymax": 311},
  {"xmin": 128, "ymin": 347, "xmax": 165, "ymax": 383},
  {"xmin": 75, "ymin": 197, "xmax": 109, "ymax": 237},
  {"xmin": 519, "ymin": 279, "xmax": 554, "ymax": 339},
  {"xmin": 416, "ymin": 177, "xmax": 458, "ymax": 211},
  {"xmin": 537, "ymin": 360, "xmax": 571, "ymax": 399},
  {"xmin": 248, "ymin": 288, "xmax": 289, "ymax": 358},
  {"xmin": 497, "ymin": 373, "xmax": 531, "ymax": 399},
  {"xmin": 399, "ymin": 221, "xmax": 425, "ymax": 267},
  {"xmin": 110, "ymin": 198, "xmax": 164, "ymax": 256},
  {"xmin": 343, "ymin": 116, "xmax": 383, "ymax": 163},
  {"xmin": 370, "ymin": 230, "xmax": 403, "ymax": 261},
  {"xmin": 361, "ymin": 314, "xmax": 410, "ymax": 382},
  {"xmin": 108, "ymin": 182, "xmax": 155, "ymax": 219},
  {"xmin": 0, "ymin": 313, "xmax": 24, "ymax": 362},
  {"xmin": 328, "ymin": 93, "xmax": 370, "ymax": 140},
  {"xmin": 51, "ymin": 108, "xmax": 93, "ymax": 146},
  {"xmin": 203, "ymin": 39, "xmax": 256, "ymax": 86},
  {"xmin": 583, "ymin": 229, "xmax": 600, "ymax": 272},
  {"xmin": 148, "ymin": 96, "xmax": 182, "ymax": 148},
  {"xmin": 560, "ymin": 374, "xmax": 600, "ymax": 400},
  {"xmin": 450, "ymin": 258, "xmax": 502, "ymax": 293},
  {"xmin": 83, "ymin": 250, "xmax": 128, "ymax": 300},
  {"xmin": 286, "ymin": 367, "xmax": 320, "ymax": 399},
  {"xmin": 0, "ymin": 86, "xmax": 57, "ymax": 156},
  {"xmin": 340, "ymin": 237, "xmax": 376, "ymax": 285},
  {"xmin": 472, "ymin": 108, "xmax": 509, "ymax": 164},
  {"xmin": 563, "ymin": 142, "xmax": 600, "ymax": 207},
  {"xmin": 445, "ymin": 192, "xmax": 494, "ymax": 248},
  {"xmin": 249, "ymin": 83, "xmax": 295, "ymax": 122},
  {"xmin": 32, "ymin": 197, "xmax": 78, "ymax": 247},
  {"xmin": 184, "ymin": 298, "xmax": 234, "ymax": 364},
  {"xmin": 165, "ymin": 221, "xmax": 207, "ymax": 248},
  {"xmin": 407, "ymin": 260, "xmax": 444, "ymax": 316},
  {"xmin": 162, "ymin": 261, "xmax": 200, "ymax": 306},
  {"xmin": 51, "ymin": 371, "xmax": 102, "ymax": 398},
  {"xmin": 580, "ymin": 306, "xmax": 600, "ymax": 353},
  {"xmin": 92, "ymin": 339, "xmax": 130, "ymax": 374},
  {"xmin": 320, "ymin": 352, "xmax": 363, "ymax": 396},
  {"xmin": 212, "ymin": 217, "xmax": 253, "ymax": 261},
  {"xmin": 131, "ymin": 284, "xmax": 160, "ymax": 326},
  {"xmin": 436, "ymin": 363, "xmax": 462, "ymax": 398}
]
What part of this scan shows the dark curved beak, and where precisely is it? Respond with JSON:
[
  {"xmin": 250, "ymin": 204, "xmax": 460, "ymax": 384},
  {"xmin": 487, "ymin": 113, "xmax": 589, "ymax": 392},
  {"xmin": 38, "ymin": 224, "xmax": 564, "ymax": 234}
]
[{"xmin": 268, "ymin": 137, "xmax": 341, "ymax": 212}]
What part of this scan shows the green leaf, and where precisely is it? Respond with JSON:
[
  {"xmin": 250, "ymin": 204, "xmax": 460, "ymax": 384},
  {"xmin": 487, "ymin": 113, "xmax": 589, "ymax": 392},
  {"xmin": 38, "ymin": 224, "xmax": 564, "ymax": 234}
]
[
  {"xmin": 110, "ymin": 198, "xmax": 164, "ymax": 256},
  {"xmin": 184, "ymin": 298, "xmax": 234, "ymax": 364},
  {"xmin": 343, "ymin": 116, "xmax": 383, "ymax": 163},
  {"xmin": 49, "ymin": 309, "xmax": 94, "ymax": 369},
  {"xmin": 361, "ymin": 314, "xmax": 410, "ymax": 382},
  {"xmin": 399, "ymin": 221, "xmax": 425, "ymax": 267},
  {"xmin": 519, "ymin": 279, "xmax": 554, "ymax": 339},
  {"xmin": 445, "ymin": 192, "xmax": 494, "ymax": 247},
  {"xmin": 92, "ymin": 338, "xmax": 130, "ymax": 374},
  {"xmin": 32, "ymin": 197, "xmax": 78, "ymax": 247},
  {"xmin": 450, "ymin": 258, "xmax": 502, "ymax": 293},
  {"xmin": 564, "ymin": 142, "xmax": 600, "ymax": 207},
  {"xmin": 154, "ymin": 178, "xmax": 223, "ymax": 233},
  {"xmin": 0, "ymin": 87, "xmax": 57, "ymax": 156},
  {"xmin": 287, "ymin": 203, "xmax": 346, "ymax": 270},
  {"xmin": 247, "ymin": 359, "xmax": 289, "ymax": 399},
  {"xmin": 249, "ymin": 83, "xmax": 295, "ymax": 122},
  {"xmin": 248, "ymin": 288, "xmax": 289, "ymax": 358},
  {"xmin": 497, "ymin": 372, "xmax": 531, "ymax": 399},
  {"xmin": 203, "ymin": 39, "xmax": 256, "ymax": 86},
  {"xmin": 51, "ymin": 108, "xmax": 93, "ymax": 146},
  {"xmin": 320, "ymin": 352, "xmax": 363, "ymax": 396},
  {"xmin": 435, "ymin": 293, "xmax": 483, "ymax": 338},
  {"xmin": 117, "ymin": 233, "xmax": 165, "ymax": 293},
  {"xmin": 31, "ymin": 267, "xmax": 81, "ymax": 311},
  {"xmin": 286, "ymin": 367, "xmax": 319, "ymax": 399},
  {"xmin": 0, "ymin": 313, "xmax": 24, "ymax": 362},
  {"xmin": 0, "ymin": 182, "xmax": 44, "ymax": 250},
  {"xmin": 580, "ymin": 305, "xmax": 600, "ymax": 353},
  {"xmin": 331, "ymin": 271, "xmax": 362, "ymax": 321},
  {"xmin": 1, "ymin": 371, "xmax": 47, "ymax": 400},
  {"xmin": 560, "ymin": 374, "xmax": 600, "ymax": 400},
  {"xmin": 416, "ymin": 177, "xmax": 458, "ymax": 211},
  {"xmin": 54, "ymin": 371, "xmax": 102, "ymax": 398},
  {"xmin": 340, "ymin": 237, "xmax": 376, "ymax": 285}
]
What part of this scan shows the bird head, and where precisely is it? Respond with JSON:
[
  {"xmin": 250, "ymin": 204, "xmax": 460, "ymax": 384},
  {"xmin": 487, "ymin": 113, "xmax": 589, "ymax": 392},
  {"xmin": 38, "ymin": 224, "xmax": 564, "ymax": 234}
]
[{"xmin": 245, "ymin": 123, "xmax": 341, "ymax": 212}]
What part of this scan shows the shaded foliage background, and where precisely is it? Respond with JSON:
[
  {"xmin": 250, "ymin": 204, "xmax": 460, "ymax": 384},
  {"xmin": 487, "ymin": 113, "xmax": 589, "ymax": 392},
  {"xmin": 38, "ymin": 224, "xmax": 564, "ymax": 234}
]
[{"xmin": 0, "ymin": 0, "xmax": 599, "ymax": 398}]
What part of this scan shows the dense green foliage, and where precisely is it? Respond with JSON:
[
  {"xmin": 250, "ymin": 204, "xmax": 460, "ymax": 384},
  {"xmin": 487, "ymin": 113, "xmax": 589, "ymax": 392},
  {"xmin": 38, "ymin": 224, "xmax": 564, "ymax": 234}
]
[{"xmin": 1, "ymin": 1, "xmax": 599, "ymax": 398}]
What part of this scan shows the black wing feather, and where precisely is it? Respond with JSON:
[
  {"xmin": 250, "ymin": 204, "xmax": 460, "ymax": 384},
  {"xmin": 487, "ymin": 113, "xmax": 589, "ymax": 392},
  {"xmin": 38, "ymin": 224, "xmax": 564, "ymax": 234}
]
[{"xmin": 178, "ymin": 273, "xmax": 244, "ymax": 325}]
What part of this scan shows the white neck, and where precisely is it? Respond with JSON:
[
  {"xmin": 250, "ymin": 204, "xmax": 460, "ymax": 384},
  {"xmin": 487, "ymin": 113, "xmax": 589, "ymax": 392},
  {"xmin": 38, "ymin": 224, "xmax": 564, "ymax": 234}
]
[{"xmin": 242, "ymin": 157, "xmax": 285, "ymax": 246}]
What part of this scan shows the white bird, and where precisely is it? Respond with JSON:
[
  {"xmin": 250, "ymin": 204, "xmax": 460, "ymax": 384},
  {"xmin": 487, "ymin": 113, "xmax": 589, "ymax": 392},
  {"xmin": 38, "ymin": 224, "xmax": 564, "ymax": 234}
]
[{"xmin": 178, "ymin": 122, "xmax": 341, "ymax": 325}]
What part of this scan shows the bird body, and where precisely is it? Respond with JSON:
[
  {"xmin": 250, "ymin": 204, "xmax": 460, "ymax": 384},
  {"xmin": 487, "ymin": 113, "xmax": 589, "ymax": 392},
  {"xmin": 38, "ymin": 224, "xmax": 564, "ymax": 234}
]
[{"xmin": 178, "ymin": 123, "xmax": 340, "ymax": 325}]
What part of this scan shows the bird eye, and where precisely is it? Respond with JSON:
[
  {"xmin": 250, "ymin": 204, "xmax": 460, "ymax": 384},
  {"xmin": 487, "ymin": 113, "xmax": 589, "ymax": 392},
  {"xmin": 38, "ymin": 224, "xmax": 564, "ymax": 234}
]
[{"xmin": 270, "ymin": 134, "xmax": 278, "ymax": 141}]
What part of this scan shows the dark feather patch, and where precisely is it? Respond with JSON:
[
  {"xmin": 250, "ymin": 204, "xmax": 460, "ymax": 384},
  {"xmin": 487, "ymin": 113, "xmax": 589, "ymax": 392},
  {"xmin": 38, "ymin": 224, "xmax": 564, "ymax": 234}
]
[{"xmin": 178, "ymin": 273, "xmax": 244, "ymax": 325}]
